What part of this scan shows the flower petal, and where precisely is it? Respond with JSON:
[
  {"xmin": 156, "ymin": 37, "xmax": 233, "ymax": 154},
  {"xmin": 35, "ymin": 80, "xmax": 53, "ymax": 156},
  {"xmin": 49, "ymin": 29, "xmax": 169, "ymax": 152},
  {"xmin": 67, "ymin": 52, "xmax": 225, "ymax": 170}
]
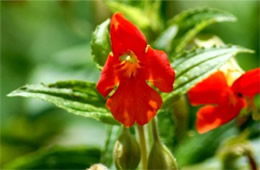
[
  {"xmin": 110, "ymin": 12, "xmax": 147, "ymax": 58},
  {"xmin": 188, "ymin": 71, "xmax": 229, "ymax": 105},
  {"xmin": 97, "ymin": 53, "xmax": 119, "ymax": 97},
  {"xmin": 106, "ymin": 79, "xmax": 162, "ymax": 126},
  {"xmin": 196, "ymin": 105, "xmax": 221, "ymax": 134},
  {"xmin": 144, "ymin": 47, "xmax": 175, "ymax": 92},
  {"xmin": 231, "ymin": 68, "xmax": 260, "ymax": 98},
  {"xmin": 196, "ymin": 97, "xmax": 245, "ymax": 134}
]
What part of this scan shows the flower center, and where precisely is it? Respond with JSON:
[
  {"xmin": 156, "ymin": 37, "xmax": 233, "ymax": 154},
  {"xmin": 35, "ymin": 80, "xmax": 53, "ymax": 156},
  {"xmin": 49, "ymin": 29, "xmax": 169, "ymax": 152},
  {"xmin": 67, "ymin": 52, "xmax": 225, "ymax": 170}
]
[
  {"xmin": 118, "ymin": 51, "xmax": 141, "ymax": 78},
  {"xmin": 119, "ymin": 51, "xmax": 138, "ymax": 63}
]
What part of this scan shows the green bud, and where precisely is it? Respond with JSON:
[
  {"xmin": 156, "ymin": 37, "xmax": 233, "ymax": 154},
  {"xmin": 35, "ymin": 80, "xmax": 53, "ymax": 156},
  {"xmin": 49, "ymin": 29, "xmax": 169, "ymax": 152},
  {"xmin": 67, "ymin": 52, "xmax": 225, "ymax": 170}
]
[
  {"xmin": 113, "ymin": 128, "xmax": 140, "ymax": 170},
  {"xmin": 148, "ymin": 141, "xmax": 178, "ymax": 170}
]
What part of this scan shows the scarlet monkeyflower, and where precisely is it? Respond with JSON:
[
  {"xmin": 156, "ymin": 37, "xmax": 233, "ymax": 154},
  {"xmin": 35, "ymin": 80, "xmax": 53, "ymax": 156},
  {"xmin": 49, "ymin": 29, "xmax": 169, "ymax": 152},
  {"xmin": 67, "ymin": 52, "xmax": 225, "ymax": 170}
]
[
  {"xmin": 188, "ymin": 68, "xmax": 260, "ymax": 134},
  {"xmin": 97, "ymin": 12, "xmax": 175, "ymax": 127}
]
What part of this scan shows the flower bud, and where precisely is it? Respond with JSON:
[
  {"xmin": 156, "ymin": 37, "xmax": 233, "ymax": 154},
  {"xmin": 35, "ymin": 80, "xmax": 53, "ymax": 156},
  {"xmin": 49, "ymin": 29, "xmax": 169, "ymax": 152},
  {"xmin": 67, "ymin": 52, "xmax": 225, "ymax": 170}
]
[
  {"xmin": 148, "ymin": 141, "xmax": 178, "ymax": 170},
  {"xmin": 113, "ymin": 128, "xmax": 140, "ymax": 170}
]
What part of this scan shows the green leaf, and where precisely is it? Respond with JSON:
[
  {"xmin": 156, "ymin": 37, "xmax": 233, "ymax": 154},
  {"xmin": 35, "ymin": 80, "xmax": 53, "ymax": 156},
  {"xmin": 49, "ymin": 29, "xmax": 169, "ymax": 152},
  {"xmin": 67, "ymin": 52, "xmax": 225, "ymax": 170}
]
[
  {"xmin": 174, "ymin": 122, "xmax": 238, "ymax": 166},
  {"xmin": 181, "ymin": 137, "xmax": 260, "ymax": 169},
  {"xmin": 8, "ymin": 80, "xmax": 119, "ymax": 125},
  {"xmin": 163, "ymin": 45, "xmax": 253, "ymax": 106},
  {"xmin": 101, "ymin": 125, "xmax": 121, "ymax": 167},
  {"xmin": 91, "ymin": 19, "xmax": 111, "ymax": 68},
  {"xmin": 157, "ymin": 108, "xmax": 176, "ymax": 152},
  {"xmin": 153, "ymin": 25, "xmax": 178, "ymax": 52},
  {"xmin": 4, "ymin": 146, "xmax": 101, "ymax": 169},
  {"xmin": 154, "ymin": 8, "xmax": 236, "ymax": 56}
]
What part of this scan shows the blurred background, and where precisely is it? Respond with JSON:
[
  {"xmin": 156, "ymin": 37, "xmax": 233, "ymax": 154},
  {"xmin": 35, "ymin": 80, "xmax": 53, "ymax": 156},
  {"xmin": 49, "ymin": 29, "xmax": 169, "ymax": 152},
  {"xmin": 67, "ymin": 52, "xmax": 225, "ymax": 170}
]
[{"xmin": 1, "ymin": 0, "xmax": 259, "ymax": 169}]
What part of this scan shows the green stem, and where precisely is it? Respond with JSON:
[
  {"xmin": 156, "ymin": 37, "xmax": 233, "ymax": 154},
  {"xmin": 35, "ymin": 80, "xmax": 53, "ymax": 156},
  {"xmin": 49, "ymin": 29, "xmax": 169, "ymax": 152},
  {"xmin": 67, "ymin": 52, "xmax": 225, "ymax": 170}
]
[
  {"xmin": 151, "ymin": 117, "xmax": 160, "ymax": 143},
  {"xmin": 137, "ymin": 125, "xmax": 147, "ymax": 170},
  {"xmin": 147, "ymin": 122, "xmax": 153, "ymax": 148},
  {"xmin": 172, "ymin": 95, "xmax": 189, "ymax": 142}
]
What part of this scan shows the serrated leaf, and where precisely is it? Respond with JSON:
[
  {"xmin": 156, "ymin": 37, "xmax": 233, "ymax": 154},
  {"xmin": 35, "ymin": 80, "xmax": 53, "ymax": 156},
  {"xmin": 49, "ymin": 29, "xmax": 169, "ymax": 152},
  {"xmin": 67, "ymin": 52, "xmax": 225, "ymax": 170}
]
[
  {"xmin": 162, "ymin": 45, "xmax": 253, "ymax": 106},
  {"xmin": 154, "ymin": 8, "xmax": 236, "ymax": 56},
  {"xmin": 4, "ymin": 146, "xmax": 101, "ymax": 169},
  {"xmin": 91, "ymin": 19, "xmax": 111, "ymax": 68},
  {"xmin": 8, "ymin": 80, "xmax": 119, "ymax": 125}
]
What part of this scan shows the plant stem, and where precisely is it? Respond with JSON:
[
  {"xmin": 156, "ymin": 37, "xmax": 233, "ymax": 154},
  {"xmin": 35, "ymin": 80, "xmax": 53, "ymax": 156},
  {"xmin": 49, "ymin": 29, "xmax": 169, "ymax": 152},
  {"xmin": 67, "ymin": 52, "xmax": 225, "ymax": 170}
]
[
  {"xmin": 137, "ymin": 125, "xmax": 147, "ymax": 170},
  {"xmin": 172, "ymin": 95, "xmax": 189, "ymax": 142},
  {"xmin": 147, "ymin": 122, "xmax": 153, "ymax": 148},
  {"xmin": 151, "ymin": 117, "xmax": 160, "ymax": 142},
  {"xmin": 246, "ymin": 151, "xmax": 257, "ymax": 170}
]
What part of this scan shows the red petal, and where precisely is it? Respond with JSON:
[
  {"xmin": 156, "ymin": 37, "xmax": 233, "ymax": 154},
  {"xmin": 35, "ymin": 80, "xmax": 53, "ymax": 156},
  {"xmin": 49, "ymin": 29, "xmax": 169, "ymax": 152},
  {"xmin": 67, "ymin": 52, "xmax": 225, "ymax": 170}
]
[
  {"xmin": 144, "ymin": 47, "xmax": 175, "ymax": 92},
  {"xmin": 106, "ymin": 79, "xmax": 162, "ymax": 126},
  {"xmin": 196, "ymin": 95, "xmax": 245, "ymax": 134},
  {"xmin": 196, "ymin": 105, "xmax": 221, "ymax": 134},
  {"xmin": 188, "ymin": 71, "xmax": 229, "ymax": 105},
  {"xmin": 231, "ymin": 68, "xmax": 260, "ymax": 98},
  {"xmin": 110, "ymin": 12, "xmax": 147, "ymax": 58},
  {"xmin": 97, "ymin": 53, "xmax": 119, "ymax": 97}
]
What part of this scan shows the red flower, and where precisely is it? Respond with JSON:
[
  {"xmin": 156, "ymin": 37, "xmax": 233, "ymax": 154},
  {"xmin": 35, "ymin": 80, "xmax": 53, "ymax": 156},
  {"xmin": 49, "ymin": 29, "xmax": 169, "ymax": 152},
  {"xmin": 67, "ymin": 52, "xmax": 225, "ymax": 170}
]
[
  {"xmin": 188, "ymin": 68, "xmax": 260, "ymax": 134},
  {"xmin": 96, "ymin": 13, "xmax": 175, "ymax": 126}
]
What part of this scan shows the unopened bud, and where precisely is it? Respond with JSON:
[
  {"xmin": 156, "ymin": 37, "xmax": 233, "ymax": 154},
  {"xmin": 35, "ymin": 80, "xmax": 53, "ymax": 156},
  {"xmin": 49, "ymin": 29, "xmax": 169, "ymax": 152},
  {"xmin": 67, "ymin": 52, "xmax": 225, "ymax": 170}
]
[
  {"xmin": 148, "ymin": 141, "xmax": 178, "ymax": 170},
  {"xmin": 113, "ymin": 128, "xmax": 140, "ymax": 170}
]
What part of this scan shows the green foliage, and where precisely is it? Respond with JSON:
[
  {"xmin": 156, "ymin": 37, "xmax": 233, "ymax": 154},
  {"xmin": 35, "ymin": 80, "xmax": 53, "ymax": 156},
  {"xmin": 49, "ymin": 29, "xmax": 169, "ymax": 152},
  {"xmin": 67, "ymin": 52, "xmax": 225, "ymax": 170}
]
[
  {"xmin": 163, "ymin": 45, "xmax": 253, "ymax": 106},
  {"xmin": 154, "ymin": 8, "xmax": 236, "ymax": 56},
  {"xmin": 1, "ymin": 114, "xmax": 64, "ymax": 144},
  {"xmin": 105, "ymin": 0, "xmax": 162, "ymax": 37},
  {"xmin": 91, "ymin": 19, "xmax": 111, "ymax": 68},
  {"xmin": 157, "ymin": 108, "xmax": 176, "ymax": 152},
  {"xmin": 181, "ymin": 137, "xmax": 260, "ymax": 169},
  {"xmin": 218, "ymin": 130, "xmax": 254, "ymax": 169},
  {"xmin": 106, "ymin": 1, "xmax": 150, "ymax": 30},
  {"xmin": 101, "ymin": 125, "xmax": 121, "ymax": 167},
  {"xmin": 8, "ymin": 80, "xmax": 119, "ymax": 125},
  {"xmin": 4, "ymin": 146, "xmax": 101, "ymax": 169},
  {"xmin": 174, "ymin": 123, "xmax": 238, "ymax": 166}
]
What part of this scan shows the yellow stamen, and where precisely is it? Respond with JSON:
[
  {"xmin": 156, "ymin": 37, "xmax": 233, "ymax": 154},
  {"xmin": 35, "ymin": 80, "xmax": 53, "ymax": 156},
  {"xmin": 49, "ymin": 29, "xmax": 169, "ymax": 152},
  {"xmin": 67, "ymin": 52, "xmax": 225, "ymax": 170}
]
[
  {"xmin": 145, "ymin": 45, "xmax": 150, "ymax": 54},
  {"xmin": 118, "ymin": 51, "xmax": 141, "ymax": 78}
]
